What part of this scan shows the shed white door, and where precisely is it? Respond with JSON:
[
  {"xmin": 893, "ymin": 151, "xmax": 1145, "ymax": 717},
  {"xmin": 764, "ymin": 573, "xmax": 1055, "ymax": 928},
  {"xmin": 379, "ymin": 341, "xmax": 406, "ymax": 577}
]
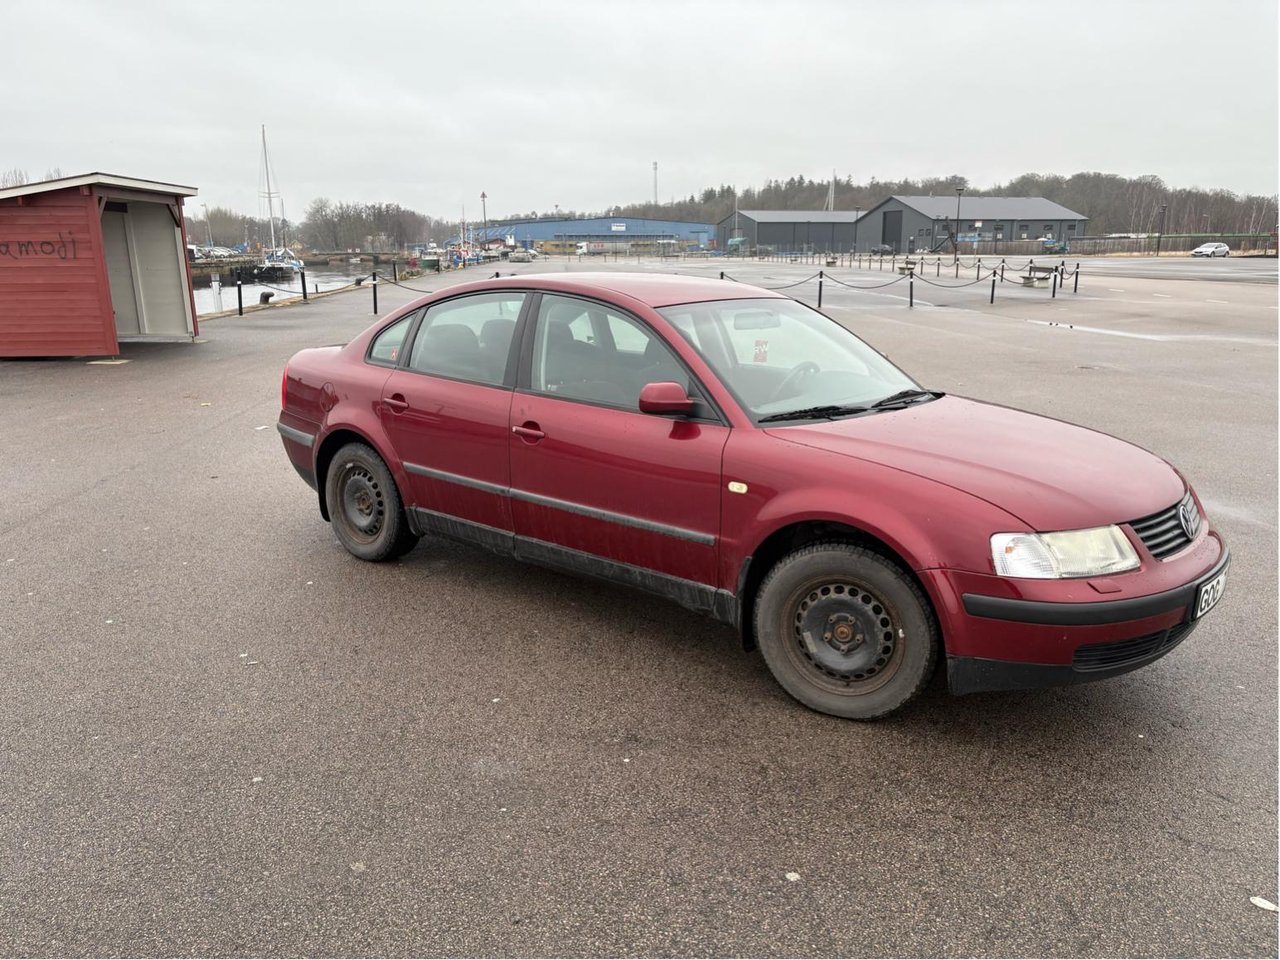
[
  {"xmin": 101, "ymin": 209, "xmax": 141, "ymax": 337},
  {"xmin": 128, "ymin": 201, "xmax": 192, "ymax": 338}
]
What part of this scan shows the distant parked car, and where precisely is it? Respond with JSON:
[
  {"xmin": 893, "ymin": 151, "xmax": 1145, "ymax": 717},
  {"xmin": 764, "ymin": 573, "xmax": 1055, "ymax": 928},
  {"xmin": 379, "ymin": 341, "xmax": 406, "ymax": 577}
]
[
  {"xmin": 869, "ymin": 244, "xmax": 894, "ymax": 256},
  {"xmin": 509, "ymin": 248, "xmax": 533, "ymax": 263},
  {"xmin": 1191, "ymin": 242, "xmax": 1230, "ymax": 258},
  {"xmin": 277, "ymin": 274, "xmax": 1228, "ymax": 719}
]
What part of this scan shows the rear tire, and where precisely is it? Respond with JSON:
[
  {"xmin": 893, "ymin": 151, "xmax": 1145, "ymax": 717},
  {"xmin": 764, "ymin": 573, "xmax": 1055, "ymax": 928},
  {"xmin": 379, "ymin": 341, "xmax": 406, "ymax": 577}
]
[
  {"xmin": 325, "ymin": 442, "xmax": 418, "ymax": 562},
  {"xmin": 753, "ymin": 542, "xmax": 937, "ymax": 719}
]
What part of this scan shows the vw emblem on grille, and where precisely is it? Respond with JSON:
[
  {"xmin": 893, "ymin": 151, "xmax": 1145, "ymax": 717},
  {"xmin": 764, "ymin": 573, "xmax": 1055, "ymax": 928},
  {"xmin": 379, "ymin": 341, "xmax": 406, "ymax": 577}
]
[{"xmin": 1178, "ymin": 500, "xmax": 1198, "ymax": 539}]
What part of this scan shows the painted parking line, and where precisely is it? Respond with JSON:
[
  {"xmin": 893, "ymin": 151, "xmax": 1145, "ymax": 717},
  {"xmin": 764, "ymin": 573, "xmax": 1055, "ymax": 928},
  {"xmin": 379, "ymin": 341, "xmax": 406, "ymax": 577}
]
[
  {"xmin": 1152, "ymin": 293, "xmax": 1173, "ymax": 298},
  {"xmin": 1206, "ymin": 299, "xmax": 1230, "ymax": 304},
  {"xmin": 1108, "ymin": 288, "xmax": 1125, "ymax": 293}
]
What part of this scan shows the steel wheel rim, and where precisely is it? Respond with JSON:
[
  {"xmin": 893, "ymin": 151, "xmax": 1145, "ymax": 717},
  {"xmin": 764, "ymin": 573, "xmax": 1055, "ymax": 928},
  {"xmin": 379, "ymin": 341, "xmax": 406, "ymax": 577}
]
[
  {"xmin": 337, "ymin": 463, "xmax": 385, "ymax": 543},
  {"xmin": 784, "ymin": 577, "xmax": 905, "ymax": 695}
]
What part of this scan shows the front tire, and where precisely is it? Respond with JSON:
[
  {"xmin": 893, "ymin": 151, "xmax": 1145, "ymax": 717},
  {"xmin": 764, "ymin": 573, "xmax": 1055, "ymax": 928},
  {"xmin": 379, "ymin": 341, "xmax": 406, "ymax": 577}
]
[
  {"xmin": 325, "ymin": 442, "xmax": 418, "ymax": 561},
  {"xmin": 753, "ymin": 543, "xmax": 938, "ymax": 719}
]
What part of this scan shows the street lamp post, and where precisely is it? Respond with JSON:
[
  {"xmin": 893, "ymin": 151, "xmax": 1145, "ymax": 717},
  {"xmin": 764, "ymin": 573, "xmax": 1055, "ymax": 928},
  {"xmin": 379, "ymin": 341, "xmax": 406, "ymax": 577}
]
[
  {"xmin": 201, "ymin": 203, "xmax": 213, "ymax": 247},
  {"xmin": 953, "ymin": 187, "xmax": 965, "ymax": 264},
  {"xmin": 480, "ymin": 191, "xmax": 488, "ymax": 242},
  {"xmin": 1155, "ymin": 203, "xmax": 1169, "ymax": 256}
]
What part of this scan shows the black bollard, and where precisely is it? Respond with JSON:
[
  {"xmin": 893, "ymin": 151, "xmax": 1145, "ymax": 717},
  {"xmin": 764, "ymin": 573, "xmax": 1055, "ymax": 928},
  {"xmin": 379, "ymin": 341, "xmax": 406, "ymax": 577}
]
[
  {"xmin": 719, "ymin": 270, "xmax": 724, "ymax": 280},
  {"xmin": 909, "ymin": 272, "xmax": 914, "ymax": 308},
  {"xmin": 236, "ymin": 270, "xmax": 243, "ymax": 316},
  {"xmin": 990, "ymin": 273, "xmax": 997, "ymax": 304},
  {"xmin": 1051, "ymin": 270, "xmax": 1058, "ymax": 299},
  {"xmin": 1000, "ymin": 260, "xmax": 1006, "ymax": 282},
  {"xmin": 818, "ymin": 270, "xmax": 824, "ymax": 309},
  {"xmin": 372, "ymin": 270, "xmax": 378, "ymax": 314},
  {"xmin": 1074, "ymin": 263, "xmax": 1080, "ymax": 293},
  {"xmin": 392, "ymin": 260, "xmax": 398, "ymax": 282},
  {"xmin": 976, "ymin": 260, "xmax": 981, "ymax": 280},
  {"xmin": 300, "ymin": 268, "xmax": 308, "ymax": 301}
]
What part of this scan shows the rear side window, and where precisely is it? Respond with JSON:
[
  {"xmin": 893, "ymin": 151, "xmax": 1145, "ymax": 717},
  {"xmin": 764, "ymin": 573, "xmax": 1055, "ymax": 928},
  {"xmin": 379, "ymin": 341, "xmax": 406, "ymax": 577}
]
[
  {"xmin": 368, "ymin": 313, "xmax": 415, "ymax": 366},
  {"xmin": 407, "ymin": 292, "xmax": 525, "ymax": 385}
]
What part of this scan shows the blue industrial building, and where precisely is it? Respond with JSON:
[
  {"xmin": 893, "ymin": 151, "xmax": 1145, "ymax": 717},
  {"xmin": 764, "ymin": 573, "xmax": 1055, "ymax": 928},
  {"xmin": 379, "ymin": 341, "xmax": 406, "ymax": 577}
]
[{"xmin": 460, "ymin": 216, "xmax": 715, "ymax": 249}]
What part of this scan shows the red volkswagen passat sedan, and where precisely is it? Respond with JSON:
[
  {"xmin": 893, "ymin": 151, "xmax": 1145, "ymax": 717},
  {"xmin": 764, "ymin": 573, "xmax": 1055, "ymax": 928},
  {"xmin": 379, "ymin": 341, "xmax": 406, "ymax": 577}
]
[{"xmin": 278, "ymin": 273, "xmax": 1228, "ymax": 718}]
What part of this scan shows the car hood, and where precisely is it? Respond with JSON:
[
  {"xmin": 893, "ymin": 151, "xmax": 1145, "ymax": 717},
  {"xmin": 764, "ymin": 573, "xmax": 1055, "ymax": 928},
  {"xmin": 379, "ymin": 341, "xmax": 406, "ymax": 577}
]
[{"xmin": 766, "ymin": 395, "xmax": 1184, "ymax": 531}]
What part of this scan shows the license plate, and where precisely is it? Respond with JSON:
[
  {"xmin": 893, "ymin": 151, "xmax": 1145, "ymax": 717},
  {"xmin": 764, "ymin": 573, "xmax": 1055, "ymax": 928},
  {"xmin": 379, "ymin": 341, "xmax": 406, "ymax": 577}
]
[{"xmin": 1193, "ymin": 565, "xmax": 1228, "ymax": 619}]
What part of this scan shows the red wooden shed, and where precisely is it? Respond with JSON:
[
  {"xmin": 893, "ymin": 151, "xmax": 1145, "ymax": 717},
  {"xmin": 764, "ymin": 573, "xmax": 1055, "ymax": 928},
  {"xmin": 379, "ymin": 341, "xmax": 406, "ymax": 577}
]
[{"xmin": 0, "ymin": 173, "xmax": 199, "ymax": 357}]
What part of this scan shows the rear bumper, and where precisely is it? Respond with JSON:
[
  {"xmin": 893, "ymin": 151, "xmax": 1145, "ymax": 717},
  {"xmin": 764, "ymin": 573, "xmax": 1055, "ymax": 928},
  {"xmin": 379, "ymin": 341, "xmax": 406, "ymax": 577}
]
[{"xmin": 277, "ymin": 419, "xmax": 318, "ymax": 490}]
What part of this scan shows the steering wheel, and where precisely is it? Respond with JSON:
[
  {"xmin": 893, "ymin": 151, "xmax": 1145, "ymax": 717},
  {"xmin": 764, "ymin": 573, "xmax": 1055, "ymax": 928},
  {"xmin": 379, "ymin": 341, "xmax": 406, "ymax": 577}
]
[{"xmin": 770, "ymin": 361, "xmax": 821, "ymax": 401}]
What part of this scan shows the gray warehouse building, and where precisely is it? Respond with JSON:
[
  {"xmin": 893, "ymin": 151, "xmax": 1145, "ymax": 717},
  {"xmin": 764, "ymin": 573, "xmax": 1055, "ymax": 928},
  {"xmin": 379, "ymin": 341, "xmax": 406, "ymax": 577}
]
[
  {"xmin": 716, "ymin": 210, "xmax": 866, "ymax": 254},
  {"xmin": 855, "ymin": 196, "xmax": 1089, "ymax": 254}
]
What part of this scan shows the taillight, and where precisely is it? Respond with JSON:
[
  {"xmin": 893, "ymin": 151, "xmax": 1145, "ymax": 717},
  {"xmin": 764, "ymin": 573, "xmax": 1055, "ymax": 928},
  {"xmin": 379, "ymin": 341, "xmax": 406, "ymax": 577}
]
[{"xmin": 281, "ymin": 365, "xmax": 288, "ymax": 409}]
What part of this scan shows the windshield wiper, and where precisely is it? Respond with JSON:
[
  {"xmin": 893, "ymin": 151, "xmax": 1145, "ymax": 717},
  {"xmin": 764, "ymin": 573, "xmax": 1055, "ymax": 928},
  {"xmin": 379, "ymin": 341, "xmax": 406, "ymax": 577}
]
[
  {"xmin": 758, "ymin": 404, "xmax": 868, "ymax": 423},
  {"xmin": 870, "ymin": 389, "xmax": 941, "ymax": 409}
]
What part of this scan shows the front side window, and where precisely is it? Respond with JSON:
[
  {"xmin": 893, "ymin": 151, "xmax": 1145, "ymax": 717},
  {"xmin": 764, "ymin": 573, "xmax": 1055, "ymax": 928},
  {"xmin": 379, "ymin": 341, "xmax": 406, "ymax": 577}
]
[
  {"xmin": 657, "ymin": 298, "xmax": 918, "ymax": 420},
  {"xmin": 408, "ymin": 292, "xmax": 524, "ymax": 385},
  {"xmin": 531, "ymin": 294, "xmax": 691, "ymax": 410}
]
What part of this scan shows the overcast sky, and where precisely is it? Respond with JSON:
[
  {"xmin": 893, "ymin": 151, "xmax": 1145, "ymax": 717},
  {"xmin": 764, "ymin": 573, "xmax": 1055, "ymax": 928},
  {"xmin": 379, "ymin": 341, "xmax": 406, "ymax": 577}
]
[{"xmin": 6, "ymin": 0, "xmax": 1276, "ymax": 219}]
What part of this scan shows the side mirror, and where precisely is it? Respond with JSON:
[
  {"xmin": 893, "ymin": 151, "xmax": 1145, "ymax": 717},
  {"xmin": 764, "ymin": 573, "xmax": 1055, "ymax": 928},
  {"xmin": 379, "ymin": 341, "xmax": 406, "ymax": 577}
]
[{"xmin": 638, "ymin": 381, "xmax": 695, "ymax": 416}]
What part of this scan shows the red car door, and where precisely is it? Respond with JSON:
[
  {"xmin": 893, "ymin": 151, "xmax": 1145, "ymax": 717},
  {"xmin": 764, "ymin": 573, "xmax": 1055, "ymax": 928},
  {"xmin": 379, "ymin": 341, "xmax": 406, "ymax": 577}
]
[
  {"xmin": 379, "ymin": 291, "xmax": 526, "ymax": 538},
  {"xmin": 508, "ymin": 294, "xmax": 728, "ymax": 596}
]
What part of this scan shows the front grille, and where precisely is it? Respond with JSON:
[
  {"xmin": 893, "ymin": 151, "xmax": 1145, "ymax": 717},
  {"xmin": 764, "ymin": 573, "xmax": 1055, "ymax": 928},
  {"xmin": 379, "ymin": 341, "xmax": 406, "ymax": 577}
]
[
  {"xmin": 1072, "ymin": 622, "xmax": 1195, "ymax": 672},
  {"xmin": 1129, "ymin": 493, "xmax": 1199, "ymax": 559}
]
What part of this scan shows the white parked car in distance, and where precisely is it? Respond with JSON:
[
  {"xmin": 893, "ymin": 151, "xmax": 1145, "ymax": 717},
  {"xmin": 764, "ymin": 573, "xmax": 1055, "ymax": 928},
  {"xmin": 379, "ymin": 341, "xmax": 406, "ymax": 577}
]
[{"xmin": 1191, "ymin": 242, "xmax": 1230, "ymax": 258}]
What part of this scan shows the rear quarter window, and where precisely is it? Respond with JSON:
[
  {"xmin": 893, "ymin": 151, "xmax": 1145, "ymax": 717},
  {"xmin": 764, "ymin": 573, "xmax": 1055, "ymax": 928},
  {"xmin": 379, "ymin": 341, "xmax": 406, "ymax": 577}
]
[{"xmin": 367, "ymin": 313, "xmax": 416, "ymax": 366}]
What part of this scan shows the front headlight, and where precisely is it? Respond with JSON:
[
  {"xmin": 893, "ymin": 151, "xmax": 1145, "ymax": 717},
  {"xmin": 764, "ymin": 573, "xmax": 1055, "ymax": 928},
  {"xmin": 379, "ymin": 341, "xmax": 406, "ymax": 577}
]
[{"xmin": 991, "ymin": 526, "xmax": 1140, "ymax": 579}]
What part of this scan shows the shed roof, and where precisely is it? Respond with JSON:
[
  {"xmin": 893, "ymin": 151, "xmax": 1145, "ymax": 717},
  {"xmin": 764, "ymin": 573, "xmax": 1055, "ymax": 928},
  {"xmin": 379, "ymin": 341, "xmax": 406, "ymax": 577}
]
[
  {"xmin": 0, "ymin": 172, "xmax": 198, "ymax": 202},
  {"xmin": 892, "ymin": 195, "xmax": 1087, "ymax": 221},
  {"xmin": 728, "ymin": 210, "xmax": 865, "ymax": 224}
]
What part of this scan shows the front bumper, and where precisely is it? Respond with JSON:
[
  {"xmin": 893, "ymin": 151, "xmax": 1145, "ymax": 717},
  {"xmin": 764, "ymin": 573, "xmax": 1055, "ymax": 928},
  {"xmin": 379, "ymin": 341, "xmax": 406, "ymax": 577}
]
[{"xmin": 924, "ymin": 537, "xmax": 1228, "ymax": 695}]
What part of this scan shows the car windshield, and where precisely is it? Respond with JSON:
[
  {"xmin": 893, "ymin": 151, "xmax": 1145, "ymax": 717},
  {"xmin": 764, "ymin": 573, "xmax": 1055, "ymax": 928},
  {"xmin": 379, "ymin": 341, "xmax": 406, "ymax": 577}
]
[{"xmin": 656, "ymin": 298, "xmax": 921, "ymax": 420}]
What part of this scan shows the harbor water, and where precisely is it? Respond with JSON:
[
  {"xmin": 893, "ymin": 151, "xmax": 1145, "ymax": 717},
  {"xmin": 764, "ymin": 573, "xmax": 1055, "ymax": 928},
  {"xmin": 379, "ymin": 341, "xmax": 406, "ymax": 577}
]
[{"xmin": 190, "ymin": 263, "xmax": 371, "ymax": 316}]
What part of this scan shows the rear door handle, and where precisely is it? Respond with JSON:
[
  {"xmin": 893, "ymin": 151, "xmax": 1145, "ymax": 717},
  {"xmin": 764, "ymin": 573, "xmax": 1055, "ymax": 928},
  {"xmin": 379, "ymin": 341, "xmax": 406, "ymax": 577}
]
[
  {"xmin": 383, "ymin": 395, "xmax": 410, "ymax": 413},
  {"xmin": 512, "ymin": 423, "xmax": 545, "ymax": 441}
]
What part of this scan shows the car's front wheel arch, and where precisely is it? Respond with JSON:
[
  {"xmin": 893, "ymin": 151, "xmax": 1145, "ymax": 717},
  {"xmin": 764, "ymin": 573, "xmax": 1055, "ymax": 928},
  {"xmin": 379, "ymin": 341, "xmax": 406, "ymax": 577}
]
[{"xmin": 738, "ymin": 521, "xmax": 942, "ymax": 654}]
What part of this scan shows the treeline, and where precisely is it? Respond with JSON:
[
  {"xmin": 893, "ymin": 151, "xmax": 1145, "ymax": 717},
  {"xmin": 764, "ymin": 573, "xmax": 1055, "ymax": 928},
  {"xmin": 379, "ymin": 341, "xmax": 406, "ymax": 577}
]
[
  {"xmin": 181, "ymin": 171, "xmax": 1277, "ymax": 250},
  {"xmin": 585, "ymin": 172, "xmax": 1277, "ymax": 237}
]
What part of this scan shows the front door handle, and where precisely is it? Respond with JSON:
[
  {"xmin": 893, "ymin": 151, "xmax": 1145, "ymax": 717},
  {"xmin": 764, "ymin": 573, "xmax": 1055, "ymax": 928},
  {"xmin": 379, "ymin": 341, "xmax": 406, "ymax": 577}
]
[
  {"xmin": 512, "ymin": 422, "xmax": 545, "ymax": 442},
  {"xmin": 383, "ymin": 394, "xmax": 410, "ymax": 413}
]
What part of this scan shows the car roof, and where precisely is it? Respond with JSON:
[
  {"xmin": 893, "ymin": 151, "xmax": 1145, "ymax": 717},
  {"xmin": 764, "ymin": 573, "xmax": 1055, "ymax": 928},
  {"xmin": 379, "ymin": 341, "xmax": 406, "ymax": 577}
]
[{"xmin": 449, "ymin": 272, "xmax": 785, "ymax": 308}]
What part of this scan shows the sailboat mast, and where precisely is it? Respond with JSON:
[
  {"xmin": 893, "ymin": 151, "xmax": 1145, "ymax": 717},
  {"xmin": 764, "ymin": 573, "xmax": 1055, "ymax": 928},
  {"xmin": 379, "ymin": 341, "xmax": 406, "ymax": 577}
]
[{"xmin": 262, "ymin": 125, "xmax": 277, "ymax": 251}]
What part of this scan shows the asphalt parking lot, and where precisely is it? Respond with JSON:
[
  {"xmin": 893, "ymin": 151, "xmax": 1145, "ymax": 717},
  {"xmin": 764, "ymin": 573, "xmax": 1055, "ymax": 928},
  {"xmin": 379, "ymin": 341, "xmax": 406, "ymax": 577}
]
[{"xmin": 2, "ymin": 256, "xmax": 1276, "ymax": 957}]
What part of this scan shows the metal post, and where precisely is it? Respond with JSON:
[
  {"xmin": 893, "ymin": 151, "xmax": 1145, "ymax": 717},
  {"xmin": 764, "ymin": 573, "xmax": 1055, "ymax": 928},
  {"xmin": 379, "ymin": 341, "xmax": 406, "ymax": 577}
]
[
  {"xmin": 818, "ymin": 270, "xmax": 824, "ymax": 309},
  {"xmin": 990, "ymin": 273, "xmax": 996, "ymax": 304},
  {"xmin": 954, "ymin": 261, "xmax": 959, "ymax": 279},
  {"xmin": 1051, "ymin": 270, "xmax": 1058, "ymax": 299},
  {"xmin": 719, "ymin": 270, "xmax": 725, "ymax": 280},
  {"xmin": 1000, "ymin": 259, "xmax": 1006, "ymax": 282},
  {"xmin": 236, "ymin": 270, "xmax": 243, "ymax": 316},
  {"xmin": 976, "ymin": 259, "xmax": 981, "ymax": 280},
  {"xmin": 392, "ymin": 260, "xmax": 398, "ymax": 282},
  {"xmin": 300, "ymin": 268, "xmax": 307, "ymax": 301},
  {"xmin": 936, "ymin": 259, "xmax": 940, "ymax": 277},
  {"xmin": 909, "ymin": 271, "xmax": 914, "ymax": 308},
  {"xmin": 1073, "ymin": 263, "xmax": 1080, "ymax": 293},
  {"xmin": 372, "ymin": 270, "xmax": 378, "ymax": 314}
]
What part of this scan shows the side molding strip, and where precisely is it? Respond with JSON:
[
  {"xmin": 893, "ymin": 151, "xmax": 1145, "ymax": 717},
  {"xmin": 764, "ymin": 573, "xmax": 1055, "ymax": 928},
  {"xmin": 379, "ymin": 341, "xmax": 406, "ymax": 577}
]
[{"xmin": 403, "ymin": 461, "xmax": 716, "ymax": 546}]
